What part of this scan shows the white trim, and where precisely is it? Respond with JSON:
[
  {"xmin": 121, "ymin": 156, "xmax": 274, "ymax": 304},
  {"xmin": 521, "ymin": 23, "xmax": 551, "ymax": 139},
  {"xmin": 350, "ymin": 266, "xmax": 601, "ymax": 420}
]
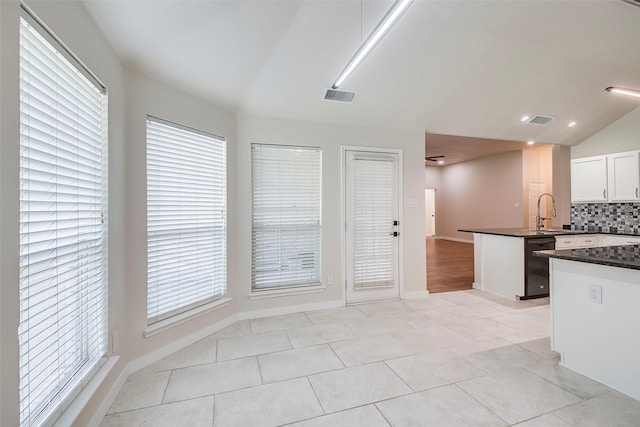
[
  {"xmin": 404, "ymin": 290, "xmax": 430, "ymax": 299},
  {"xmin": 55, "ymin": 356, "xmax": 119, "ymax": 427},
  {"xmin": 341, "ymin": 146, "xmax": 404, "ymax": 304},
  {"xmin": 238, "ymin": 299, "xmax": 344, "ymax": 321},
  {"xmin": 86, "ymin": 296, "xmax": 345, "ymax": 426},
  {"xmin": 144, "ymin": 298, "xmax": 232, "ymax": 338},
  {"xmin": 437, "ymin": 236, "xmax": 474, "ymax": 244},
  {"xmin": 248, "ymin": 285, "xmax": 326, "ymax": 300},
  {"xmin": 134, "ymin": 314, "xmax": 240, "ymax": 373}
]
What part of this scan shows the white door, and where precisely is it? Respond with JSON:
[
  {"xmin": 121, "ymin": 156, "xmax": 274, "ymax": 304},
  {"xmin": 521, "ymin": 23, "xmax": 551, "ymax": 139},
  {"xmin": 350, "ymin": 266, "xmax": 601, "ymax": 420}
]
[
  {"xmin": 345, "ymin": 150, "xmax": 400, "ymax": 304},
  {"xmin": 425, "ymin": 189, "xmax": 435, "ymax": 236}
]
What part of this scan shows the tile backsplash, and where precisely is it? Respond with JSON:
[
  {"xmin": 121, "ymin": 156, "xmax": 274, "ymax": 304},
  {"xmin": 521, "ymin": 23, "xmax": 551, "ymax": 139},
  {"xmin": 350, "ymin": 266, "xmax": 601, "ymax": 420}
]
[{"xmin": 571, "ymin": 203, "xmax": 640, "ymax": 233}]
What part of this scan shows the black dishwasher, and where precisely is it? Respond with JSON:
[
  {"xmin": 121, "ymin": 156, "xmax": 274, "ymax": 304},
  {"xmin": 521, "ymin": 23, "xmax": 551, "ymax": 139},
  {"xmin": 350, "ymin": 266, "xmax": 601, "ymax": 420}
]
[{"xmin": 523, "ymin": 237, "xmax": 555, "ymax": 299}]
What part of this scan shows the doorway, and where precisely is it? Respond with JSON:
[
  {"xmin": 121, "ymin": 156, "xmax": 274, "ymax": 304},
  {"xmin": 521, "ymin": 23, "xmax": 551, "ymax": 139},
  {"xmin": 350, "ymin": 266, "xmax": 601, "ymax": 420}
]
[
  {"xmin": 425, "ymin": 188, "xmax": 436, "ymax": 236},
  {"xmin": 344, "ymin": 148, "xmax": 401, "ymax": 304}
]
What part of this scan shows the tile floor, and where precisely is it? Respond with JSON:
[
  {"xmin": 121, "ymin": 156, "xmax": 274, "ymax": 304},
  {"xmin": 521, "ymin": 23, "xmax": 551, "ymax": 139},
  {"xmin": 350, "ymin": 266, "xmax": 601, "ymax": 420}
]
[{"xmin": 101, "ymin": 290, "xmax": 640, "ymax": 426}]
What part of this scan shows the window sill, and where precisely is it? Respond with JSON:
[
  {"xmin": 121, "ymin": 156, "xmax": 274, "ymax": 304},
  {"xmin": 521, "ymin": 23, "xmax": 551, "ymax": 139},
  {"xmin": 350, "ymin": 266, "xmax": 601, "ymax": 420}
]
[
  {"xmin": 249, "ymin": 284, "xmax": 325, "ymax": 300},
  {"xmin": 144, "ymin": 297, "xmax": 232, "ymax": 338}
]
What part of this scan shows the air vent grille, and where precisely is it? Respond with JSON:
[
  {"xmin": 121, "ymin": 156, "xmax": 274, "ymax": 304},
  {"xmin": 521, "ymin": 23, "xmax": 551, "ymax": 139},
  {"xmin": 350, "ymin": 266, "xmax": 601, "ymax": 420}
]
[
  {"xmin": 528, "ymin": 115, "xmax": 555, "ymax": 125},
  {"xmin": 323, "ymin": 88, "xmax": 357, "ymax": 103}
]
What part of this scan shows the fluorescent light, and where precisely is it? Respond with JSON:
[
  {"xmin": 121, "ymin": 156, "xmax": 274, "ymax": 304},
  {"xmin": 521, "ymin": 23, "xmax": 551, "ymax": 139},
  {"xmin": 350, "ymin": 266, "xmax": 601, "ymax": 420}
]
[
  {"xmin": 568, "ymin": 121, "xmax": 576, "ymax": 127},
  {"xmin": 605, "ymin": 86, "xmax": 640, "ymax": 99},
  {"xmin": 527, "ymin": 140, "xmax": 535, "ymax": 145},
  {"xmin": 333, "ymin": 0, "xmax": 414, "ymax": 89},
  {"xmin": 520, "ymin": 115, "xmax": 530, "ymax": 122}
]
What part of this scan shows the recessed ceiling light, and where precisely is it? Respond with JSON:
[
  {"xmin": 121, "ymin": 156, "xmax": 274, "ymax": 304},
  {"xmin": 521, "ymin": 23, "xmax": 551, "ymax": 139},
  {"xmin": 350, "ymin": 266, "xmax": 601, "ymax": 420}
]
[
  {"xmin": 437, "ymin": 160, "xmax": 444, "ymax": 165},
  {"xmin": 568, "ymin": 121, "xmax": 577, "ymax": 127},
  {"xmin": 520, "ymin": 115, "xmax": 530, "ymax": 122},
  {"xmin": 527, "ymin": 140, "xmax": 535, "ymax": 145},
  {"xmin": 605, "ymin": 86, "xmax": 640, "ymax": 99}
]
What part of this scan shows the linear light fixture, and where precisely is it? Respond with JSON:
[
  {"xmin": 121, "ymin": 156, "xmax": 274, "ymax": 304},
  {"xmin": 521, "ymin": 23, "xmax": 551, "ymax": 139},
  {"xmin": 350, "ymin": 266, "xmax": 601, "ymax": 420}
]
[
  {"xmin": 332, "ymin": 0, "xmax": 414, "ymax": 89},
  {"xmin": 605, "ymin": 86, "xmax": 640, "ymax": 99}
]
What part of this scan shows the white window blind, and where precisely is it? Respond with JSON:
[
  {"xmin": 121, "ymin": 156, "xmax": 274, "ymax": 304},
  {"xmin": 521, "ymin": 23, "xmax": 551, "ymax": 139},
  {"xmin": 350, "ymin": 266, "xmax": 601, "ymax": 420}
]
[
  {"xmin": 251, "ymin": 144, "xmax": 322, "ymax": 290},
  {"xmin": 19, "ymin": 12, "xmax": 107, "ymax": 427},
  {"xmin": 352, "ymin": 157, "xmax": 396, "ymax": 289},
  {"xmin": 146, "ymin": 117, "xmax": 227, "ymax": 323}
]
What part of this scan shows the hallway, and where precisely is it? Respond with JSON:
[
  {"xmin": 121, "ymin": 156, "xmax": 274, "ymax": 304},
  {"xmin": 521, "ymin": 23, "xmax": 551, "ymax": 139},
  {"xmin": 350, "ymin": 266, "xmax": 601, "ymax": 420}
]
[{"xmin": 426, "ymin": 238, "xmax": 474, "ymax": 293}]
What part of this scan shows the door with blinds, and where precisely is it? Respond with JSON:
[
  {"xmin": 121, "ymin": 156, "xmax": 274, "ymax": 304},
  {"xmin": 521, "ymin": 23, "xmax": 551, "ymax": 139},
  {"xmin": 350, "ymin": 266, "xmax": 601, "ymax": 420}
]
[{"xmin": 345, "ymin": 150, "xmax": 400, "ymax": 304}]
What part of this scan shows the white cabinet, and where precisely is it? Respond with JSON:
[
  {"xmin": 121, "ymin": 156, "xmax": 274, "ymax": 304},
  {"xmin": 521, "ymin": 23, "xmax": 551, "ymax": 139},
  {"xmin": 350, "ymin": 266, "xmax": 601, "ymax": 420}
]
[
  {"xmin": 571, "ymin": 156, "xmax": 608, "ymax": 202},
  {"xmin": 555, "ymin": 234, "xmax": 603, "ymax": 249},
  {"xmin": 607, "ymin": 151, "xmax": 640, "ymax": 202},
  {"xmin": 604, "ymin": 235, "xmax": 640, "ymax": 246}
]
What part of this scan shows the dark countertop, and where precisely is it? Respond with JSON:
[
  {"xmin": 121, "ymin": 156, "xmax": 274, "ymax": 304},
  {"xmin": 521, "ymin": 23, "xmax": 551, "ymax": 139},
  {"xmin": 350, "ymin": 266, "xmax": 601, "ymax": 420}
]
[
  {"xmin": 457, "ymin": 228, "xmax": 594, "ymax": 239},
  {"xmin": 458, "ymin": 227, "xmax": 640, "ymax": 239},
  {"xmin": 535, "ymin": 246, "xmax": 640, "ymax": 271}
]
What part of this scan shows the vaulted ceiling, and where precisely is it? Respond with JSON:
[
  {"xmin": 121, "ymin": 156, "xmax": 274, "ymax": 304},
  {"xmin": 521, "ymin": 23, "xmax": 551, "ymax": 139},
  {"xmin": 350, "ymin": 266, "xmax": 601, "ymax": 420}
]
[{"xmin": 82, "ymin": 0, "xmax": 640, "ymax": 149}]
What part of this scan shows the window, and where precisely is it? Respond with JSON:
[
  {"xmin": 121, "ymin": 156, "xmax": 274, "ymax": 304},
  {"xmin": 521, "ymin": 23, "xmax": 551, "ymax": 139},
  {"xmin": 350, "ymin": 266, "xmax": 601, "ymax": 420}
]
[
  {"xmin": 251, "ymin": 144, "xmax": 322, "ymax": 290},
  {"xmin": 19, "ymin": 11, "xmax": 107, "ymax": 427},
  {"xmin": 146, "ymin": 117, "xmax": 227, "ymax": 323}
]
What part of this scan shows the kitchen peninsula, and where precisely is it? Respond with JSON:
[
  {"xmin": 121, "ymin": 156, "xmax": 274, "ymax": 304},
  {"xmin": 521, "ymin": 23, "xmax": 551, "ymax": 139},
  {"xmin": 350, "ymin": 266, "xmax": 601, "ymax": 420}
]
[
  {"xmin": 458, "ymin": 228, "xmax": 593, "ymax": 300},
  {"xmin": 536, "ymin": 246, "xmax": 640, "ymax": 401}
]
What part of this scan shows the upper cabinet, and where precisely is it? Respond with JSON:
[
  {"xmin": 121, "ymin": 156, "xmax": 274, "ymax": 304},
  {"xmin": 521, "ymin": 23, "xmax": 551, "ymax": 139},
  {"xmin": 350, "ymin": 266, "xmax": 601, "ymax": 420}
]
[
  {"xmin": 571, "ymin": 151, "xmax": 640, "ymax": 203},
  {"xmin": 607, "ymin": 151, "xmax": 640, "ymax": 202},
  {"xmin": 571, "ymin": 155, "xmax": 608, "ymax": 202}
]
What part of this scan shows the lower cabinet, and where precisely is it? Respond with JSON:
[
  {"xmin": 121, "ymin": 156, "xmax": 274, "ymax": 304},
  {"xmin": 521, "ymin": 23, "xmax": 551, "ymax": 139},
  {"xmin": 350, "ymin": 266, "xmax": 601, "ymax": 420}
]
[{"xmin": 555, "ymin": 234, "xmax": 603, "ymax": 250}]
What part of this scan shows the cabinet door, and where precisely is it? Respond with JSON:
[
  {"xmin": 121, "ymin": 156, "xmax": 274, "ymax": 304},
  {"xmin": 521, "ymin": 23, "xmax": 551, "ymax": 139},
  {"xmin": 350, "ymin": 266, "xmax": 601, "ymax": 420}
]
[
  {"xmin": 577, "ymin": 235, "xmax": 602, "ymax": 248},
  {"xmin": 555, "ymin": 236, "xmax": 578, "ymax": 249},
  {"xmin": 607, "ymin": 151, "xmax": 640, "ymax": 202},
  {"xmin": 605, "ymin": 235, "xmax": 640, "ymax": 246},
  {"xmin": 571, "ymin": 156, "xmax": 608, "ymax": 202}
]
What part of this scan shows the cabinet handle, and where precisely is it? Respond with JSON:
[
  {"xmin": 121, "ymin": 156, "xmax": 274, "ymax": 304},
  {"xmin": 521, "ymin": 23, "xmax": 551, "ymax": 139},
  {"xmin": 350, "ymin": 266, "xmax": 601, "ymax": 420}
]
[
  {"xmin": 636, "ymin": 188, "xmax": 638, "ymax": 198},
  {"xmin": 603, "ymin": 189, "xmax": 606, "ymax": 198}
]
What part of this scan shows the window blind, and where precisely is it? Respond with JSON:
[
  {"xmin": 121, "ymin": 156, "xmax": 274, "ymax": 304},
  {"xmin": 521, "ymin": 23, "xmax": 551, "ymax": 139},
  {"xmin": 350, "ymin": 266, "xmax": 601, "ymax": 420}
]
[
  {"xmin": 251, "ymin": 144, "xmax": 322, "ymax": 290},
  {"xmin": 19, "ymin": 13, "xmax": 107, "ymax": 427},
  {"xmin": 351, "ymin": 157, "xmax": 396, "ymax": 289},
  {"xmin": 146, "ymin": 117, "xmax": 227, "ymax": 323}
]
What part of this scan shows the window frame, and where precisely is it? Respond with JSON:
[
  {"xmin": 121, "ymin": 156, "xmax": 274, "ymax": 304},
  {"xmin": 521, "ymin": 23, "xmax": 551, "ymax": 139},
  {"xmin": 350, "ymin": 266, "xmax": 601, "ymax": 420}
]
[
  {"xmin": 145, "ymin": 116, "xmax": 227, "ymax": 325},
  {"xmin": 18, "ymin": 7, "xmax": 109, "ymax": 427},
  {"xmin": 250, "ymin": 143, "xmax": 323, "ymax": 292}
]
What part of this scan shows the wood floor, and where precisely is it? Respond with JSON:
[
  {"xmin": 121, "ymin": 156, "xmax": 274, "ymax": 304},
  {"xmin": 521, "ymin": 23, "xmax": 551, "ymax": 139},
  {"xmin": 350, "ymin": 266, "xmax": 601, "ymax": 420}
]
[{"xmin": 426, "ymin": 237, "xmax": 474, "ymax": 293}]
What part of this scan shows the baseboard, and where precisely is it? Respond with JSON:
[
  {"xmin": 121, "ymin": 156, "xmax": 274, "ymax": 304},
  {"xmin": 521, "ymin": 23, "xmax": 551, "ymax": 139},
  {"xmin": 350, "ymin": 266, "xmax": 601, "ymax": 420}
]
[
  {"xmin": 472, "ymin": 282, "xmax": 482, "ymax": 290},
  {"xmin": 237, "ymin": 299, "xmax": 344, "ymax": 321},
  {"xmin": 86, "ymin": 358, "xmax": 127, "ymax": 427},
  {"xmin": 128, "ymin": 313, "xmax": 241, "ymax": 374},
  {"xmin": 436, "ymin": 236, "xmax": 474, "ymax": 244},
  {"xmin": 404, "ymin": 290, "xmax": 430, "ymax": 299},
  {"xmin": 89, "ymin": 298, "xmax": 344, "ymax": 425}
]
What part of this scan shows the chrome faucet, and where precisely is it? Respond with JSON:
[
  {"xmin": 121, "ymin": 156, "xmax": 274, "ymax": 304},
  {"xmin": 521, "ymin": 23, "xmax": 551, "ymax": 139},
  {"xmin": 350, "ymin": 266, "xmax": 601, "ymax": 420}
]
[{"xmin": 536, "ymin": 193, "xmax": 557, "ymax": 231}]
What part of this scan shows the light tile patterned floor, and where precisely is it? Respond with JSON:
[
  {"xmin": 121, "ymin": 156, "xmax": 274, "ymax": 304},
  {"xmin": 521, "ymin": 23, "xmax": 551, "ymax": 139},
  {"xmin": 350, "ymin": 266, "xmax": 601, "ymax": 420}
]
[{"xmin": 101, "ymin": 290, "xmax": 640, "ymax": 426}]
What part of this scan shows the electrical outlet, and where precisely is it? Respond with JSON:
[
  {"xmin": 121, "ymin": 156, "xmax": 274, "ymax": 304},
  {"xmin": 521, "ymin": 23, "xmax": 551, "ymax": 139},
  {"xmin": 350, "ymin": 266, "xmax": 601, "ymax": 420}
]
[
  {"xmin": 589, "ymin": 284, "xmax": 602, "ymax": 304},
  {"xmin": 327, "ymin": 274, "xmax": 334, "ymax": 285}
]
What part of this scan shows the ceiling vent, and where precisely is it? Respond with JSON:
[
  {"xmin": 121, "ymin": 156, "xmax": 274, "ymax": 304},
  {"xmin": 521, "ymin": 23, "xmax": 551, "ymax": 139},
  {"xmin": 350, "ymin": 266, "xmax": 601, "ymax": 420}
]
[
  {"xmin": 527, "ymin": 115, "xmax": 555, "ymax": 125},
  {"xmin": 323, "ymin": 88, "xmax": 357, "ymax": 104},
  {"xmin": 622, "ymin": 0, "xmax": 640, "ymax": 8}
]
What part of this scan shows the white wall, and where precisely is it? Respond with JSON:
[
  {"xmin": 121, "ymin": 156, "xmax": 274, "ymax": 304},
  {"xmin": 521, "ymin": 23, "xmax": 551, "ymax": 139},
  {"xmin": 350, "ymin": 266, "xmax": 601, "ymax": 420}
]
[
  {"xmin": 437, "ymin": 151, "xmax": 524, "ymax": 242},
  {"xmin": 237, "ymin": 115, "xmax": 427, "ymax": 304},
  {"xmin": 1, "ymin": 1, "xmax": 127, "ymax": 425},
  {"xmin": 571, "ymin": 106, "xmax": 640, "ymax": 158},
  {"xmin": 0, "ymin": 2, "xmax": 428, "ymax": 424}
]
